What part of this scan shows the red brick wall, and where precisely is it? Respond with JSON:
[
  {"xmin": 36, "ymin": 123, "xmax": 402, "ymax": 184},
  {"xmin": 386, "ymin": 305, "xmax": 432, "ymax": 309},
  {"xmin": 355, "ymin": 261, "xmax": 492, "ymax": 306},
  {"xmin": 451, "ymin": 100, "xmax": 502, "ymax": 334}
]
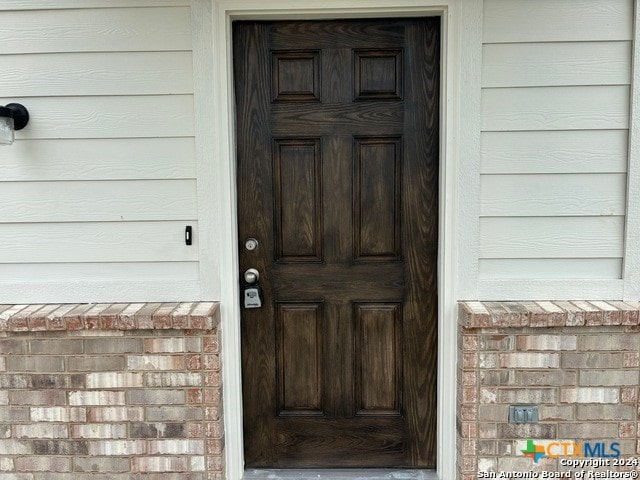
[
  {"xmin": 458, "ymin": 301, "xmax": 640, "ymax": 479},
  {"xmin": 0, "ymin": 303, "xmax": 223, "ymax": 480}
]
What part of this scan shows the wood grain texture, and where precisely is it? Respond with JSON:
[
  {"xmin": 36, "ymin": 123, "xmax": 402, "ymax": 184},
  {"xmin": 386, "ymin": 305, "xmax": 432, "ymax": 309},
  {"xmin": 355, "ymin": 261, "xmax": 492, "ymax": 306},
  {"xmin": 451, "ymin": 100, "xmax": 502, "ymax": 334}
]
[
  {"xmin": 0, "ymin": 180, "xmax": 197, "ymax": 222},
  {"xmin": 354, "ymin": 50, "xmax": 403, "ymax": 100},
  {"xmin": 481, "ymin": 130, "xmax": 628, "ymax": 174},
  {"xmin": 271, "ymin": 51, "xmax": 321, "ymax": 102},
  {"xmin": 0, "ymin": 221, "xmax": 198, "ymax": 263},
  {"xmin": 270, "ymin": 265, "xmax": 404, "ymax": 302},
  {"xmin": 479, "ymin": 258, "xmax": 623, "ymax": 280},
  {"xmin": 276, "ymin": 303, "xmax": 323, "ymax": 415},
  {"xmin": 271, "ymin": 103, "xmax": 403, "ymax": 136},
  {"xmin": 0, "ymin": 262, "xmax": 199, "ymax": 282},
  {"xmin": 0, "ymin": 7, "xmax": 191, "ymax": 54},
  {"xmin": 483, "ymin": 0, "xmax": 633, "ymax": 43},
  {"xmin": 0, "ymin": 52, "xmax": 194, "ymax": 97},
  {"xmin": 480, "ymin": 174, "xmax": 626, "ymax": 216},
  {"xmin": 354, "ymin": 303, "xmax": 402, "ymax": 415},
  {"xmin": 235, "ymin": 22, "xmax": 277, "ymax": 467},
  {"xmin": 274, "ymin": 417, "xmax": 404, "ymax": 467},
  {"xmin": 1, "ymin": 138, "xmax": 196, "ymax": 181},
  {"xmin": 269, "ymin": 21, "xmax": 404, "ymax": 49},
  {"xmin": 402, "ymin": 20, "xmax": 438, "ymax": 466},
  {"xmin": 482, "ymin": 86, "xmax": 629, "ymax": 131},
  {"xmin": 354, "ymin": 137, "xmax": 401, "ymax": 260},
  {"xmin": 237, "ymin": 19, "xmax": 438, "ymax": 468},
  {"xmin": 273, "ymin": 138, "xmax": 323, "ymax": 262},
  {"xmin": 482, "ymin": 42, "xmax": 631, "ymax": 88},
  {"xmin": 0, "ymin": 96, "xmax": 194, "ymax": 140},
  {"xmin": 480, "ymin": 216, "xmax": 624, "ymax": 259}
]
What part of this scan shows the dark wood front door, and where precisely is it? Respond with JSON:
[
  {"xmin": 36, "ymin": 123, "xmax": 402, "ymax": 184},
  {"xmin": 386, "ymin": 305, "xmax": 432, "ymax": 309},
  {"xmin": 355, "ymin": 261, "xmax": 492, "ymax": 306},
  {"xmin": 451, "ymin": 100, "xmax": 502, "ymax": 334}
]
[{"xmin": 235, "ymin": 18, "xmax": 439, "ymax": 469}]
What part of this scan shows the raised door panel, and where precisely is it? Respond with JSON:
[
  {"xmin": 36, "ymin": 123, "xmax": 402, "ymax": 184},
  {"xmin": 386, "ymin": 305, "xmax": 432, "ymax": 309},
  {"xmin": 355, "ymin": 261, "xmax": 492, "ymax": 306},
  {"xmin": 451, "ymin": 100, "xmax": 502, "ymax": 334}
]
[
  {"xmin": 354, "ymin": 137, "xmax": 402, "ymax": 261},
  {"xmin": 273, "ymin": 138, "xmax": 323, "ymax": 262},
  {"xmin": 354, "ymin": 303, "xmax": 402, "ymax": 415},
  {"xmin": 354, "ymin": 49, "xmax": 403, "ymax": 100},
  {"xmin": 276, "ymin": 302, "xmax": 324, "ymax": 416},
  {"xmin": 272, "ymin": 50, "xmax": 321, "ymax": 102}
]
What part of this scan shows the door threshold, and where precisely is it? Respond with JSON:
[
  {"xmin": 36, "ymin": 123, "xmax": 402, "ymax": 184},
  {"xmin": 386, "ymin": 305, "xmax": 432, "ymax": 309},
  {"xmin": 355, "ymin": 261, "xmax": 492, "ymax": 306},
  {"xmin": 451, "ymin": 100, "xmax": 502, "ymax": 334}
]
[{"xmin": 243, "ymin": 469, "xmax": 438, "ymax": 480}]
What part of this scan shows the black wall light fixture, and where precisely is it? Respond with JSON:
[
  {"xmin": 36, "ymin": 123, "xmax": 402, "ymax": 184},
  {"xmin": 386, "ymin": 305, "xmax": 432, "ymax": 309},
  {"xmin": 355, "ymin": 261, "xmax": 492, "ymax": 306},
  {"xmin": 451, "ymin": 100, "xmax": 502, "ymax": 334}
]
[{"xmin": 0, "ymin": 103, "xmax": 29, "ymax": 146}]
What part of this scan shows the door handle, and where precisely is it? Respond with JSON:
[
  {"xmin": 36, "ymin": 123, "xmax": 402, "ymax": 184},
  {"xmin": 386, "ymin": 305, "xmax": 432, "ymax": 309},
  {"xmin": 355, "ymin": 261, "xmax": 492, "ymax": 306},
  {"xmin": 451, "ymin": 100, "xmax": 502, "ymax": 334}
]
[
  {"xmin": 244, "ymin": 268, "xmax": 260, "ymax": 284},
  {"xmin": 242, "ymin": 268, "xmax": 263, "ymax": 309}
]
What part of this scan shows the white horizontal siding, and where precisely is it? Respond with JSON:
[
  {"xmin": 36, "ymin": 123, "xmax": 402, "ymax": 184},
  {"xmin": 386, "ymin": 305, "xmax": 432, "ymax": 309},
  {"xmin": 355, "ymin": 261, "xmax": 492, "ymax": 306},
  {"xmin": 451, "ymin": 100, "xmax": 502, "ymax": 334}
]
[
  {"xmin": 480, "ymin": 216, "xmax": 625, "ymax": 259},
  {"xmin": 0, "ymin": 262, "xmax": 198, "ymax": 283},
  {"xmin": 479, "ymin": 0, "xmax": 632, "ymax": 283},
  {"xmin": 482, "ymin": 86, "xmax": 629, "ymax": 131},
  {"xmin": 1, "ymin": 52, "xmax": 193, "ymax": 97},
  {"xmin": 479, "ymin": 259, "xmax": 623, "ymax": 280},
  {"xmin": 0, "ymin": 3, "xmax": 199, "ymax": 302},
  {"xmin": 0, "ymin": 7, "xmax": 191, "ymax": 54},
  {"xmin": 477, "ymin": 279, "xmax": 623, "ymax": 301},
  {"xmin": 3, "ymin": 96, "xmax": 194, "ymax": 139},
  {"xmin": 0, "ymin": 222, "xmax": 198, "ymax": 264},
  {"xmin": 0, "ymin": 281, "xmax": 201, "ymax": 305},
  {"xmin": 1, "ymin": 138, "xmax": 196, "ymax": 181},
  {"xmin": 483, "ymin": 42, "xmax": 631, "ymax": 87},
  {"xmin": 0, "ymin": 0, "xmax": 189, "ymax": 9},
  {"xmin": 483, "ymin": 0, "xmax": 633, "ymax": 43},
  {"xmin": 481, "ymin": 130, "xmax": 628, "ymax": 174},
  {"xmin": 0, "ymin": 180, "xmax": 197, "ymax": 223},
  {"xmin": 480, "ymin": 174, "xmax": 626, "ymax": 217}
]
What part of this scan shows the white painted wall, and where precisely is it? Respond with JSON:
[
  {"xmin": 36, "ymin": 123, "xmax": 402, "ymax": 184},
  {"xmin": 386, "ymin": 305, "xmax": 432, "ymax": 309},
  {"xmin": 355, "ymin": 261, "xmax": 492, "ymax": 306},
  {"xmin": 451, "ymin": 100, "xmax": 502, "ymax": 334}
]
[
  {"xmin": 0, "ymin": 1, "xmax": 202, "ymax": 302},
  {"xmin": 479, "ymin": 0, "xmax": 633, "ymax": 282}
]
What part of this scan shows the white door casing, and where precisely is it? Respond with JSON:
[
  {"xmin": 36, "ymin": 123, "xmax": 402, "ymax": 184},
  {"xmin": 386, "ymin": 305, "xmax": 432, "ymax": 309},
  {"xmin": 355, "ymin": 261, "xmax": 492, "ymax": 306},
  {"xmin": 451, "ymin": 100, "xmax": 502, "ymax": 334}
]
[{"xmin": 192, "ymin": 0, "xmax": 484, "ymax": 478}]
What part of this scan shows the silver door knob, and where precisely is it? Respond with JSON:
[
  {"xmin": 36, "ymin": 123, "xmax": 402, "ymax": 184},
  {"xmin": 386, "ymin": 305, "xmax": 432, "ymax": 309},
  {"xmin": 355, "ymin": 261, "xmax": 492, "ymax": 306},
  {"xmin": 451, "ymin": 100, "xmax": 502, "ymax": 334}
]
[{"xmin": 244, "ymin": 268, "xmax": 260, "ymax": 284}]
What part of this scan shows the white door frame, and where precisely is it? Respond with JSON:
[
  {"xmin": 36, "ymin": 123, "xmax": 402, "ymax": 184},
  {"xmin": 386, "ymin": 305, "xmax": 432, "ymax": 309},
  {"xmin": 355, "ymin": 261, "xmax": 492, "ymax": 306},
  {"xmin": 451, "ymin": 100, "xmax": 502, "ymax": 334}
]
[{"xmin": 206, "ymin": 1, "xmax": 482, "ymax": 478}]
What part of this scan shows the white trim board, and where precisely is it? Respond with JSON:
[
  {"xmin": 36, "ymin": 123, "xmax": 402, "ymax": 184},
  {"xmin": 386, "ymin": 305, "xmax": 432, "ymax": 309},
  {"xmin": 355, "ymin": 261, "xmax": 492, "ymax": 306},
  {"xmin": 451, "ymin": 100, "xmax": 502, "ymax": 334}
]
[
  {"xmin": 209, "ymin": 1, "xmax": 476, "ymax": 479},
  {"xmin": 623, "ymin": 0, "xmax": 640, "ymax": 300}
]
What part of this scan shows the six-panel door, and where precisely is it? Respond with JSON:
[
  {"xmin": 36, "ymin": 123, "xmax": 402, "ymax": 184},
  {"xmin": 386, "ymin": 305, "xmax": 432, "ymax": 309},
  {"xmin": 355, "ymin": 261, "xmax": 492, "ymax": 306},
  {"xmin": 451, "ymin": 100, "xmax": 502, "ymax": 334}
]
[{"xmin": 235, "ymin": 18, "xmax": 439, "ymax": 468}]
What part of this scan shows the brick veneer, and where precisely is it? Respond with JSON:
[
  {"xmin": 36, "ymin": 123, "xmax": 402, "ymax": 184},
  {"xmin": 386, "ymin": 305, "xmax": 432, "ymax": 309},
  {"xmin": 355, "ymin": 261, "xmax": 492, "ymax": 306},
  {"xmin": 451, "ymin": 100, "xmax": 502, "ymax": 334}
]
[
  {"xmin": 0, "ymin": 302, "xmax": 223, "ymax": 480},
  {"xmin": 0, "ymin": 303, "xmax": 219, "ymax": 332},
  {"xmin": 458, "ymin": 301, "xmax": 640, "ymax": 480}
]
